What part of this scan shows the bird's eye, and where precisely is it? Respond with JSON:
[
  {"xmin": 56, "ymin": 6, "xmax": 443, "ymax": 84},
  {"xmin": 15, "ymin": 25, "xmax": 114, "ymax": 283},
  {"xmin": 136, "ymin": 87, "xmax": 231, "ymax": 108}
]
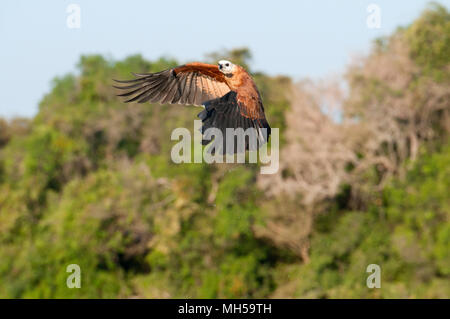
[{"xmin": 226, "ymin": 63, "xmax": 229, "ymax": 67}]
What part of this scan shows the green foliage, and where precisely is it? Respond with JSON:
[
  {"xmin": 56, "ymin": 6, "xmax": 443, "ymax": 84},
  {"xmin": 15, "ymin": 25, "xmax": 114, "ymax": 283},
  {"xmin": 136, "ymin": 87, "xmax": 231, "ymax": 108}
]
[
  {"xmin": 131, "ymin": 166, "xmax": 276, "ymax": 298},
  {"xmin": 385, "ymin": 145, "xmax": 450, "ymax": 278},
  {"xmin": 273, "ymin": 145, "xmax": 450, "ymax": 298},
  {"xmin": 0, "ymin": 49, "xmax": 285, "ymax": 298},
  {"xmin": 405, "ymin": 3, "xmax": 450, "ymax": 81}
]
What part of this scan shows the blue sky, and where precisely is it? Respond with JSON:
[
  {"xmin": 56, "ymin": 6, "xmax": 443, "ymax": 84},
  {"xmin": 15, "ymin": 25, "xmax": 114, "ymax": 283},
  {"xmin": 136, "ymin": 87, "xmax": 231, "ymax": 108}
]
[{"xmin": 1, "ymin": 0, "xmax": 448, "ymax": 118}]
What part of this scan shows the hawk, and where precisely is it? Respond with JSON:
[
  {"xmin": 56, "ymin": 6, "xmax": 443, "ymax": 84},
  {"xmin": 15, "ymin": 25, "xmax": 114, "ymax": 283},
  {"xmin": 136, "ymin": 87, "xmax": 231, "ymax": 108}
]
[{"xmin": 114, "ymin": 60, "xmax": 271, "ymax": 154}]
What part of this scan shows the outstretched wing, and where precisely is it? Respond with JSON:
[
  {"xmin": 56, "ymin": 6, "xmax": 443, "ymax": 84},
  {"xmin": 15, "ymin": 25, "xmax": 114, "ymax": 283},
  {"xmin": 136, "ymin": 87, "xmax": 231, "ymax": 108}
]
[{"xmin": 113, "ymin": 62, "xmax": 230, "ymax": 106}]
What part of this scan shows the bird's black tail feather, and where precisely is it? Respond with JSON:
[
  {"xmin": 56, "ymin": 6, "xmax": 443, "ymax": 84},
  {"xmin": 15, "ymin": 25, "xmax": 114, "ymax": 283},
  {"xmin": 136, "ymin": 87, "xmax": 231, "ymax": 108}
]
[{"xmin": 198, "ymin": 91, "xmax": 271, "ymax": 155}]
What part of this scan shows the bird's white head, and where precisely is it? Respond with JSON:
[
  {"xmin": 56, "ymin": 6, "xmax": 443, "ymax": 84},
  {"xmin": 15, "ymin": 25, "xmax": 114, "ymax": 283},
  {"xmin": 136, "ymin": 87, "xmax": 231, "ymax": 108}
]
[{"xmin": 218, "ymin": 60, "xmax": 235, "ymax": 75}]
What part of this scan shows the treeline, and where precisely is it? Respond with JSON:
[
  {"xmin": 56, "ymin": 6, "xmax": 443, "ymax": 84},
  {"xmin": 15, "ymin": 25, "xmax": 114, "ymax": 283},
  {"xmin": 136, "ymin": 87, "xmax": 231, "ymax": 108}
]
[{"xmin": 0, "ymin": 3, "xmax": 448, "ymax": 298}]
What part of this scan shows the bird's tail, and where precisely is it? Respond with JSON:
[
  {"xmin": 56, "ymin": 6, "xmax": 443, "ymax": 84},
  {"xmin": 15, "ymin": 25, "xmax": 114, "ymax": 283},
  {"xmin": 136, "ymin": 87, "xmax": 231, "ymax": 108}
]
[{"xmin": 198, "ymin": 91, "xmax": 271, "ymax": 155}]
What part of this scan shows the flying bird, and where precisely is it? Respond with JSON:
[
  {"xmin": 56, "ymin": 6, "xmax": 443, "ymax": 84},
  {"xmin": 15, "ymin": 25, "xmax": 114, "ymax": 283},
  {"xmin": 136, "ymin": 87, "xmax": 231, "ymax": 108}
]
[{"xmin": 114, "ymin": 60, "xmax": 271, "ymax": 154}]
